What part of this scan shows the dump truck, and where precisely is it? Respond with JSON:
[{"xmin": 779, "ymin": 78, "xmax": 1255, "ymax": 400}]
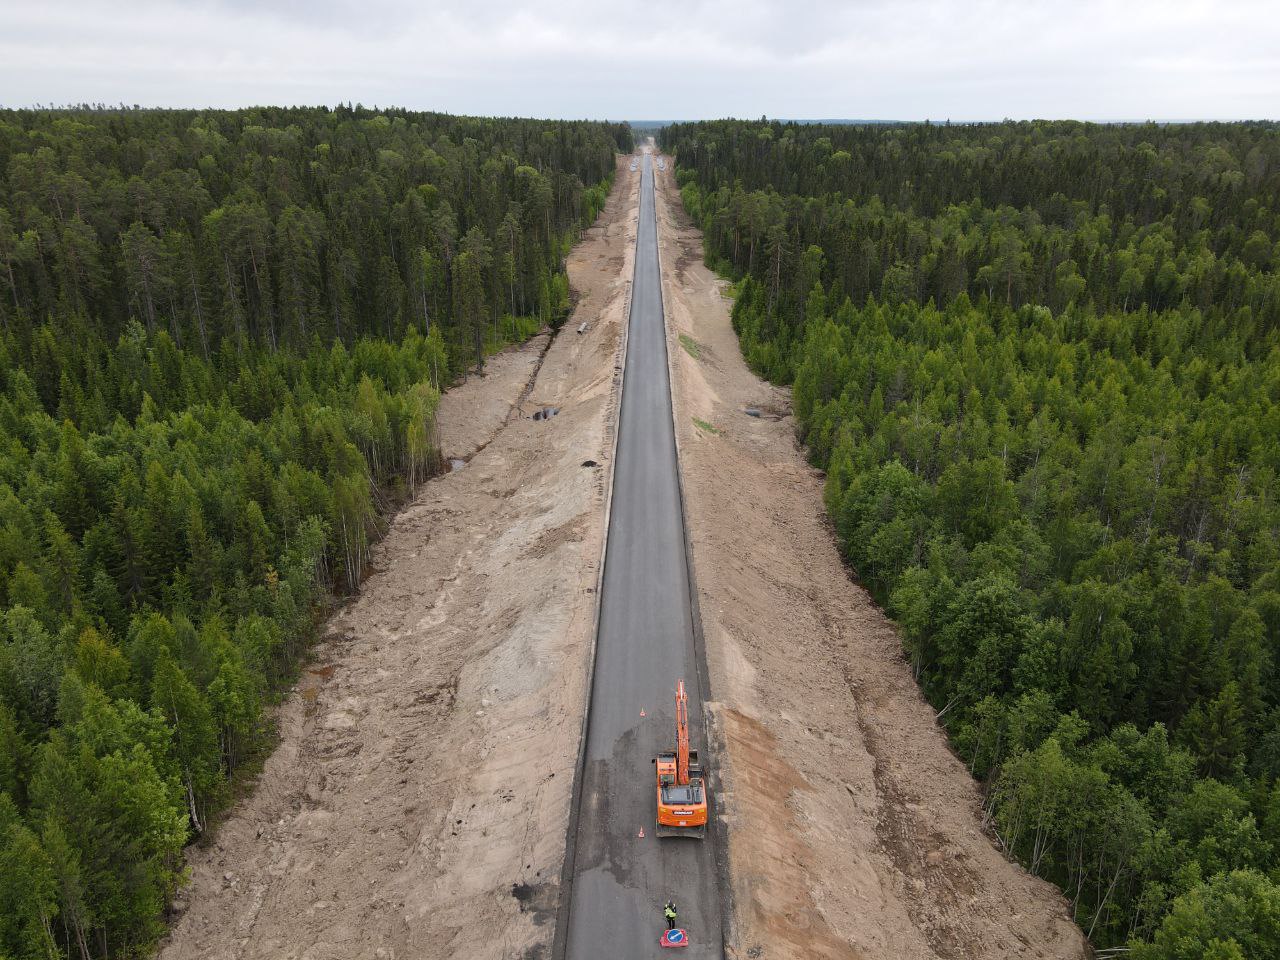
[{"xmin": 654, "ymin": 679, "xmax": 707, "ymax": 838}]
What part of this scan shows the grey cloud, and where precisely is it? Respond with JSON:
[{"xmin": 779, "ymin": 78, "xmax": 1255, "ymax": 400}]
[{"xmin": 1, "ymin": 0, "xmax": 1276, "ymax": 118}]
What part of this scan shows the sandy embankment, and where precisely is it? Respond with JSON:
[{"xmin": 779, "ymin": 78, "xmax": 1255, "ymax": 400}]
[
  {"xmin": 654, "ymin": 159, "xmax": 1090, "ymax": 960},
  {"xmin": 158, "ymin": 155, "xmax": 640, "ymax": 960}
]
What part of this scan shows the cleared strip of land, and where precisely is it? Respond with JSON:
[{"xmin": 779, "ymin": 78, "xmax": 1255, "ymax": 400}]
[{"xmin": 160, "ymin": 150, "xmax": 1093, "ymax": 960}]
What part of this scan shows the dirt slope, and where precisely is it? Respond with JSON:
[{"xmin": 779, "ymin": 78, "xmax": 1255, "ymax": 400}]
[
  {"xmin": 654, "ymin": 160, "xmax": 1091, "ymax": 960},
  {"xmin": 158, "ymin": 156, "xmax": 639, "ymax": 960}
]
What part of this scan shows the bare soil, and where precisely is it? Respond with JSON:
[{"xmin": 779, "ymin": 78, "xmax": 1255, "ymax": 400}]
[
  {"xmin": 653, "ymin": 159, "xmax": 1091, "ymax": 960},
  {"xmin": 157, "ymin": 156, "xmax": 640, "ymax": 960}
]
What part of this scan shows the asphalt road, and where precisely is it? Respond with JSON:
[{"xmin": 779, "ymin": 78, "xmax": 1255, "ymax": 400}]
[{"xmin": 562, "ymin": 154, "xmax": 723, "ymax": 958}]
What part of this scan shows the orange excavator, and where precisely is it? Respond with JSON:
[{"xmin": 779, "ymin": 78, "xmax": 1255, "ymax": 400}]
[{"xmin": 654, "ymin": 680, "xmax": 708, "ymax": 838}]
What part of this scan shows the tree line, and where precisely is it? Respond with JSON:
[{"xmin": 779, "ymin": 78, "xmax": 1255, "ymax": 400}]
[
  {"xmin": 0, "ymin": 106, "xmax": 630, "ymax": 959},
  {"xmin": 666, "ymin": 120, "xmax": 1278, "ymax": 381},
  {"xmin": 0, "ymin": 105, "xmax": 629, "ymax": 367},
  {"xmin": 663, "ymin": 118, "xmax": 1280, "ymax": 955}
]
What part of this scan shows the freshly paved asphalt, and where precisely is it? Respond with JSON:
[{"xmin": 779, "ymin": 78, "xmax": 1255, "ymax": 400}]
[{"xmin": 562, "ymin": 153, "xmax": 723, "ymax": 958}]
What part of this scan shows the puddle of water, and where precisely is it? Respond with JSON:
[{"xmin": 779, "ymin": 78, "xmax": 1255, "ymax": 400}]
[{"xmin": 449, "ymin": 459, "xmax": 466, "ymax": 472}]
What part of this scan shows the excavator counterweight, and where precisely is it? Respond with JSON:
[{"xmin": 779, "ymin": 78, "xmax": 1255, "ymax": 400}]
[{"xmin": 654, "ymin": 679, "xmax": 708, "ymax": 838}]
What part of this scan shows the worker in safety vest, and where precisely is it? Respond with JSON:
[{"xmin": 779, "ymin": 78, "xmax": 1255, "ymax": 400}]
[{"xmin": 663, "ymin": 900, "xmax": 678, "ymax": 930}]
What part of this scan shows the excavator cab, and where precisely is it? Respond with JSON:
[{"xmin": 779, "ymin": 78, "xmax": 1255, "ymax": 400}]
[{"xmin": 654, "ymin": 680, "xmax": 708, "ymax": 838}]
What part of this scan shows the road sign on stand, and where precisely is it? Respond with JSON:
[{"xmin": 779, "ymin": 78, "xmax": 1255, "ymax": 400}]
[{"xmin": 660, "ymin": 928, "xmax": 689, "ymax": 948}]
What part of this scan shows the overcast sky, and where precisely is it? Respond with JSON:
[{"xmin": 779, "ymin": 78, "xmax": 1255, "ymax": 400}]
[{"xmin": 2, "ymin": 0, "xmax": 1277, "ymax": 121}]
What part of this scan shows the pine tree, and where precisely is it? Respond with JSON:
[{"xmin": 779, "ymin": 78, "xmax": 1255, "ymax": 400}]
[{"xmin": 1181, "ymin": 683, "xmax": 1246, "ymax": 780}]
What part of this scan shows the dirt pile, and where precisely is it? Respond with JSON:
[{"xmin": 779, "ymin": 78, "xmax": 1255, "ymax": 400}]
[
  {"xmin": 157, "ymin": 157, "xmax": 640, "ymax": 960},
  {"xmin": 654, "ymin": 160, "xmax": 1090, "ymax": 960}
]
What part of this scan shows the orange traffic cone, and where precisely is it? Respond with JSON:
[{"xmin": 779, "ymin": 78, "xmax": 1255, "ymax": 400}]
[
  {"xmin": 640, "ymin": 708, "xmax": 646, "ymax": 717},
  {"xmin": 638, "ymin": 827, "xmax": 645, "ymax": 838}
]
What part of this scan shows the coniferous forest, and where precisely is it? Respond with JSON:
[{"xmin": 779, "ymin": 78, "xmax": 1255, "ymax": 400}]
[
  {"xmin": 663, "ymin": 119, "xmax": 1280, "ymax": 954},
  {"xmin": 0, "ymin": 106, "xmax": 629, "ymax": 958}
]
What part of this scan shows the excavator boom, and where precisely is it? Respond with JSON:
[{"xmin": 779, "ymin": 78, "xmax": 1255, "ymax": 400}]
[{"xmin": 675, "ymin": 680, "xmax": 690, "ymax": 785}]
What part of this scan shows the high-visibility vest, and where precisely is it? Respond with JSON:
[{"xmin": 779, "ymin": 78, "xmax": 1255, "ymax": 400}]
[{"xmin": 664, "ymin": 906, "xmax": 677, "ymax": 919}]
